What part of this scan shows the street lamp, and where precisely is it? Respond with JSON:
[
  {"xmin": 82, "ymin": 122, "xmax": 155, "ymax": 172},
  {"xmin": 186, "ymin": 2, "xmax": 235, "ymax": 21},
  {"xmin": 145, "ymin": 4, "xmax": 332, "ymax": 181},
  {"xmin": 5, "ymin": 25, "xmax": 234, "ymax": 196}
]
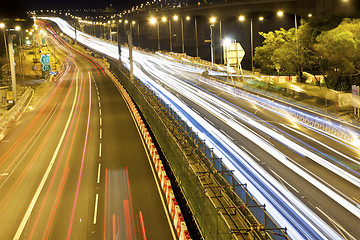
[
  {"xmin": 210, "ymin": 17, "xmax": 216, "ymax": 65},
  {"xmin": 194, "ymin": 17, "xmax": 199, "ymax": 57},
  {"xmin": 161, "ymin": 16, "xmax": 172, "ymax": 52},
  {"xmin": 150, "ymin": 17, "xmax": 160, "ymax": 50},
  {"xmin": 173, "ymin": 15, "xmax": 188, "ymax": 53},
  {"xmin": 0, "ymin": 23, "xmax": 9, "ymax": 73},
  {"xmin": 107, "ymin": 20, "xmax": 112, "ymax": 41},
  {"xmin": 239, "ymin": 15, "xmax": 263, "ymax": 73}
]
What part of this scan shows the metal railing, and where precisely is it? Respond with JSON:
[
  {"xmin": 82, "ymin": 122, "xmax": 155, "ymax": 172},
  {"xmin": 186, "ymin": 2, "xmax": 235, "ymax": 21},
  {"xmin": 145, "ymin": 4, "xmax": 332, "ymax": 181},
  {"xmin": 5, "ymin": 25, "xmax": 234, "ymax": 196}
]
[
  {"xmin": 198, "ymin": 76, "xmax": 356, "ymax": 143},
  {"xmin": 108, "ymin": 60, "xmax": 289, "ymax": 240}
]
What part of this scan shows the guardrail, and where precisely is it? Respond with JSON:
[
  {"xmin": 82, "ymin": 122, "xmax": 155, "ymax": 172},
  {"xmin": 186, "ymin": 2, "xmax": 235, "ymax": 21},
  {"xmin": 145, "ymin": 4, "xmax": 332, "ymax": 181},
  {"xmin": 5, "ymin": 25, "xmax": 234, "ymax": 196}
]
[
  {"xmin": 198, "ymin": 76, "xmax": 357, "ymax": 144},
  {"xmin": 101, "ymin": 62, "xmax": 193, "ymax": 240},
  {"xmin": 108, "ymin": 60, "xmax": 289, "ymax": 240},
  {"xmin": 0, "ymin": 87, "xmax": 34, "ymax": 140}
]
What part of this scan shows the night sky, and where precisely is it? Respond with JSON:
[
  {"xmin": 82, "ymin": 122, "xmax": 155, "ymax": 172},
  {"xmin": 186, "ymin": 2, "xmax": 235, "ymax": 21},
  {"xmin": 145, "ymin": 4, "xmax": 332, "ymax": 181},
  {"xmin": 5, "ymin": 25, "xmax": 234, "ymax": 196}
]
[{"xmin": 3, "ymin": 0, "xmax": 142, "ymax": 11}]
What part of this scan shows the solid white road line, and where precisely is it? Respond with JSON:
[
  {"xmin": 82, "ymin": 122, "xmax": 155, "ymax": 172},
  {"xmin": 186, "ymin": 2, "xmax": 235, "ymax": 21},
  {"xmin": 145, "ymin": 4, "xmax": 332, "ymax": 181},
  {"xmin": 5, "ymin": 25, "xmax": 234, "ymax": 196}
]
[{"xmin": 13, "ymin": 70, "xmax": 80, "ymax": 240}]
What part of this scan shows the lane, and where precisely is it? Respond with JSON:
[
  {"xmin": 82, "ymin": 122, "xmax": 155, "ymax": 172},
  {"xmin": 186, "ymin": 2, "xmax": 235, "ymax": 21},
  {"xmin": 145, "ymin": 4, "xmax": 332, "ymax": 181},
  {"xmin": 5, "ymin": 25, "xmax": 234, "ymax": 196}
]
[
  {"xmin": 0, "ymin": 21, "xmax": 174, "ymax": 240},
  {"xmin": 44, "ymin": 17, "xmax": 360, "ymax": 239},
  {"xmin": 140, "ymin": 57, "xmax": 360, "ymax": 238}
]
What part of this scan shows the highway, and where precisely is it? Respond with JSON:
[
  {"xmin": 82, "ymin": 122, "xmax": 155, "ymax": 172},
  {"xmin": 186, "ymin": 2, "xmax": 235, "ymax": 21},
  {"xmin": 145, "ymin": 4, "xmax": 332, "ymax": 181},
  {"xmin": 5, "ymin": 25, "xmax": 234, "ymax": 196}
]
[
  {"xmin": 42, "ymin": 17, "xmax": 360, "ymax": 239},
  {"xmin": 0, "ymin": 22, "xmax": 174, "ymax": 240}
]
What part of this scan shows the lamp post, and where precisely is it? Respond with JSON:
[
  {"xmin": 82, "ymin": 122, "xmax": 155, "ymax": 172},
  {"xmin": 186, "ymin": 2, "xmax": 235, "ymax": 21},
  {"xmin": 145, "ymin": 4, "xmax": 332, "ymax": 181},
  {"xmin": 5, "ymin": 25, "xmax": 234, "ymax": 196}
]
[
  {"xmin": 107, "ymin": 21, "xmax": 112, "ymax": 41},
  {"xmin": 239, "ymin": 15, "xmax": 263, "ymax": 73},
  {"xmin": 277, "ymin": 10, "xmax": 303, "ymax": 79},
  {"xmin": 0, "ymin": 23, "xmax": 9, "ymax": 74},
  {"xmin": 150, "ymin": 17, "xmax": 160, "ymax": 50},
  {"xmin": 210, "ymin": 17, "xmax": 216, "ymax": 65},
  {"xmin": 194, "ymin": 17, "xmax": 199, "ymax": 58},
  {"xmin": 8, "ymin": 34, "xmax": 17, "ymax": 103},
  {"xmin": 161, "ymin": 16, "xmax": 171, "ymax": 51},
  {"xmin": 180, "ymin": 17, "xmax": 184, "ymax": 53},
  {"xmin": 128, "ymin": 23, "xmax": 134, "ymax": 80}
]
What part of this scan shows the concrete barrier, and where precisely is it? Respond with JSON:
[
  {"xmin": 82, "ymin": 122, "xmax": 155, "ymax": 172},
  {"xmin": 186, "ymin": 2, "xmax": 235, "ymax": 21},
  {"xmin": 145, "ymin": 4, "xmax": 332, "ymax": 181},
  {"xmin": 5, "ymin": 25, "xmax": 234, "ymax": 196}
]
[{"xmin": 0, "ymin": 87, "xmax": 34, "ymax": 140}]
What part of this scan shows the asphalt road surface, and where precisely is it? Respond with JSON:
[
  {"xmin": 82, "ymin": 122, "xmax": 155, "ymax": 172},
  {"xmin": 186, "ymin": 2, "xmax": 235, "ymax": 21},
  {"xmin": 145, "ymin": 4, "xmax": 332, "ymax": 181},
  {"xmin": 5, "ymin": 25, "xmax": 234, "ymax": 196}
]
[
  {"xmin": 0, "ymin": 23, "xmax": 175, "ymax": 240},
  {"xmin": 42, "ymin": 17, "xmax": 360, "ymax": 239}
]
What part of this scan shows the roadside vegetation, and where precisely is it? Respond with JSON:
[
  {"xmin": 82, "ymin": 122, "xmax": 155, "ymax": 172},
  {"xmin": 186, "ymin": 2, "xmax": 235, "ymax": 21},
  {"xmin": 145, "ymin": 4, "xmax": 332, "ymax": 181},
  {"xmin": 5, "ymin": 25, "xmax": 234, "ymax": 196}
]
[{"xmin": 254, "ymin": 18, "xmax": 360, "ymax": 91}]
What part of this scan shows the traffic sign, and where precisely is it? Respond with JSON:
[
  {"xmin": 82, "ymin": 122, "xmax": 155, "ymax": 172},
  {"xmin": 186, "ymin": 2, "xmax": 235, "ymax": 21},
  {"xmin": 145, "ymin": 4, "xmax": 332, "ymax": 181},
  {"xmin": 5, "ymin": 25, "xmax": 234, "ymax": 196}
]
[
  {"xmin": 49, "ymin": 71, "xmax": 58, "ymax": 75},
  {"xmin": 42, "ymin": 65, "xmax": 51, "ymax": 71},
  {"xmin": 40, "ymin": 54, "xmax": 50, "ymax": 65},
  {"xmin": 223, "ymin": 42, "xmax": 245, "ymax": 67}
]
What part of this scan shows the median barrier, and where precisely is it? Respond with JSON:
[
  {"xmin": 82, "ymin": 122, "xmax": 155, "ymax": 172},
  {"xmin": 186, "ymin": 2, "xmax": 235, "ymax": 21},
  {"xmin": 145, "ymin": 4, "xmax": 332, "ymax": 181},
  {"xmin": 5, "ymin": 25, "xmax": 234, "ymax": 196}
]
[
  {"xmin": 198, "ymin": 75, "xmax": 356, "ymax": 144},
  {"xmin": 0, "ymin": 87, "xmax": 34, "ymax": 140},
  {"xmin": 97, "ymin": 61, "xmax": 194, "ymax": 239}
]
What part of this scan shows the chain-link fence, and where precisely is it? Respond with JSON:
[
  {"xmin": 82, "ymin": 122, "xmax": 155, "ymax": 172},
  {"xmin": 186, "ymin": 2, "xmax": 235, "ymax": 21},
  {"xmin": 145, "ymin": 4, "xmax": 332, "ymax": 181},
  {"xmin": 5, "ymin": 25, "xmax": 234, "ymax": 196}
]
[{"xmin": 109, "ymin": 60, "xmax": 289, "ymax": 240}]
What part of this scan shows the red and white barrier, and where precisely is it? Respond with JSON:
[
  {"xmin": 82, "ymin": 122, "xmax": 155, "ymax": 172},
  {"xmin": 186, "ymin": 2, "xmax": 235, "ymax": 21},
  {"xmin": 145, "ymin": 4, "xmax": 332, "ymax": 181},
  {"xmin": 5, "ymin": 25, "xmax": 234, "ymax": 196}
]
[{"xmin": 101, "ymin": 61, "xmax": 192, "ymax": 240}]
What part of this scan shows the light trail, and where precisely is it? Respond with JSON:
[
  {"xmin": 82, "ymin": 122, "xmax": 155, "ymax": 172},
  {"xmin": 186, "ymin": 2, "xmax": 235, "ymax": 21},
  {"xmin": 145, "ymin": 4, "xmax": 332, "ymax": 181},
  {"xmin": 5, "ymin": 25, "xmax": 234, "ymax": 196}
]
[{"xmin": 41, "ymin": 17, "xmax": 360, "ymax": 239}]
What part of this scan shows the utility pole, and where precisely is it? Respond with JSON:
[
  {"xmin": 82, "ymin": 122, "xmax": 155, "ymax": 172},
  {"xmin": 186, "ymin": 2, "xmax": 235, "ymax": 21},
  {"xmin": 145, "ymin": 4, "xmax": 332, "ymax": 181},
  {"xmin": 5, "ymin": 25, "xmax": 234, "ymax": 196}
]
[
  {"xmin": 74, "ymin": 24, "xmax": 77, "ymax": 45},
  {"xmin": 128, "ymin": 24, "xmax": 134, "ymax": 80},
  {"xmin": 210, "ymin": 24, "xmax": 215, "ymax": 65},
  {"xmin": 169, "ymin": 19, "xmax": 172, "ymax": 52},
  {"xmin": 181, "ymin": 17, "xmax": 184, "ymax": 53},
  {"xmin": 195, "ymin": 17, "xmax": 198, "ymax": 58},
  {"xmin": 8, "ymin": 35, "xmax": 17, "ymax": 103},
  {"xmin": 117, "ymin": 23, "xmax": 122, "ymax": 65}
]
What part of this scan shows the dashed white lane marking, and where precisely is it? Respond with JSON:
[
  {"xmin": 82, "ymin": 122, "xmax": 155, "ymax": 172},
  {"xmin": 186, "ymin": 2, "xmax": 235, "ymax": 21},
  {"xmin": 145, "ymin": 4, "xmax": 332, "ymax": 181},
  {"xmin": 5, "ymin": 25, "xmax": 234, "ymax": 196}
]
[
  {"xmin": 98, "ymin": 102, "xmax": 101, "ymax": 108},
  {"xmin": 93, "ymin": 194, "xmax": 99, "ymax": 224},
  {"xmin": 13, "ymin": 70, "xmax": 80, "ymax": 240},
  {"xmin": 100, "ymin": 117, "xmax": 102, "ymax": 126},
  {"xmin": 99, "ymin": 143, "xmax": 102, "ymax": 158},
  {"xmin": 97, "ymin": 163, "xmax": 101, "ymax": 184},
  {"xmin": 100, "ymin": 128, "xmax": 102, "ymax": 139}
]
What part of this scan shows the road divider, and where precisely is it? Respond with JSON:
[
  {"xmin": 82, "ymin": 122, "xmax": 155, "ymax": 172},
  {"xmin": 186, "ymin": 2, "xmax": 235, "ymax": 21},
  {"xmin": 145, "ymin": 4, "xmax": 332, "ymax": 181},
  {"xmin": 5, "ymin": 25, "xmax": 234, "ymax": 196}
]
[
  {"xmin": 0, "ymin": 87, "xmax": 34, "ymax": 141},
  {"xmin": 101, "ymin": 62, "xmax": 192, "ymax": 240}
]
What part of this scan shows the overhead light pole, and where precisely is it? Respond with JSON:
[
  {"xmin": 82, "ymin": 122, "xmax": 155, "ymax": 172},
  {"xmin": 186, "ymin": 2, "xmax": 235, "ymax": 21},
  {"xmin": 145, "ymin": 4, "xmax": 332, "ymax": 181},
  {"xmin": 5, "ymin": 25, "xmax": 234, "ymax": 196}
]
[
  {"xmin": 150, "ymin": 17, "xmax": 160, "ymax": 50},
  {"xmin": 194, "ymin": 17, "xmax": 199, "ymax": 58},
  {"xmin": 8, "ymin": 34, "xmax": 17, "ymax": 103},
  {"xmin": 0, "ymin": 23, "xmax": 9, "ymax": 72},
  {"xmin": 239, "ymin": 15, "xmax": 263, "ymax": 74},
  {"xmin": 210, "ymin": 17, "xmax": 216, "ymax": 65},
  {"xmin": 161, "ymin": 16, "xmax": 172, "ymax": 52}
]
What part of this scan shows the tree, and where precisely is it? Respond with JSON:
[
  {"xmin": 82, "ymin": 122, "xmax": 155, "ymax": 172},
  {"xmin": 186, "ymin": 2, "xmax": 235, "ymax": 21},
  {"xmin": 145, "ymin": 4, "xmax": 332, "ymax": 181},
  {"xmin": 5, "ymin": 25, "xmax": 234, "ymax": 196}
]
[
  {"xmin": 272, "ymin": 28, "xmax": 299, "ymax": 76},
  {"xmin": 254, "ymin": 28, "xmax": 294, "ymax": 74},
  {"xmin": 314, "ymin": 19, "xmax": 360, "ymax": 90}
]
